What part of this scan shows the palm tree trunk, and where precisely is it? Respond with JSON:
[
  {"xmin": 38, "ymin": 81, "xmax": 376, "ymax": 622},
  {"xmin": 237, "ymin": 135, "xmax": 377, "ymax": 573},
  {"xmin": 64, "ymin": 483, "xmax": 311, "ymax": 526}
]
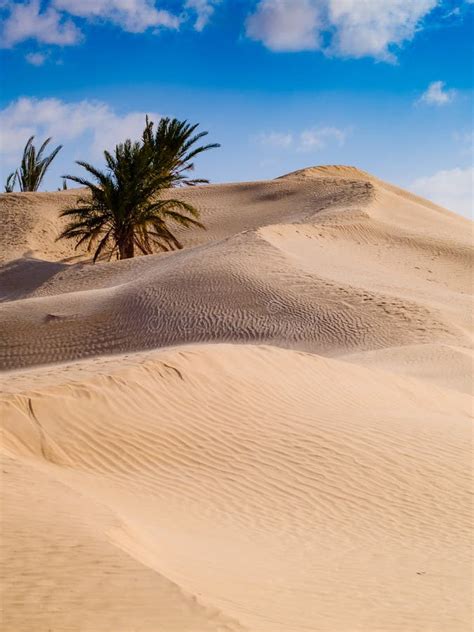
[{"xmin": 119, "ymin": 231, "xmax": 135, "ymax": 259}]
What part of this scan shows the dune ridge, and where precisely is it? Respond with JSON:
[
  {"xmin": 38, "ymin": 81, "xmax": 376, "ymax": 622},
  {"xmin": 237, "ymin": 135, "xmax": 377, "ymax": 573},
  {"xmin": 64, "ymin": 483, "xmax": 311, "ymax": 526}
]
[
  {"xmin": 1, "ymin": 166, "xmax": 472, "ymax": 631},
  {"xmin": 0, "ymin": 166, "xmax": 471, "ymax": 370}
]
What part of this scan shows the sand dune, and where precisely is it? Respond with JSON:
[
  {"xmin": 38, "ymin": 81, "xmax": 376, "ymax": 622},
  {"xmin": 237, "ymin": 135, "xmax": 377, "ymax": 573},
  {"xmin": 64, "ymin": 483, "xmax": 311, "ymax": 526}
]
[
  {"xmin": 1, "ymin": 166, "xmax": 472, "ymax": 631},
  {"xmin": 0, "ymin": 166, "xmax": 471, "ymax": 370}
]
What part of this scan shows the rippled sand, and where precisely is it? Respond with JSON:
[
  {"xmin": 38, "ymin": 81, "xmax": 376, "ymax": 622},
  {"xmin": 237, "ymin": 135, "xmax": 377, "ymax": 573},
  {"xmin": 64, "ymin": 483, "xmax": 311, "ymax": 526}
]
[{"xmin": 1, "ymin": 166, "xmax": 472, "ymax": 631}]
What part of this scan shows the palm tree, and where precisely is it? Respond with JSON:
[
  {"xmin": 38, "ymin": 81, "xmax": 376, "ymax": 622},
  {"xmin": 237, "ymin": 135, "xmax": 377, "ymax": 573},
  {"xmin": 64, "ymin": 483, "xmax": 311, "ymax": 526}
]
[
  {"xmin": 58, "ymin": 139, "xmax": 204, "ymax": 261},
  {"xmin": 4, "ymin": 172, "xmax": 17, "ymax": 193},
  {"xmin": 16, "ymin": 136, "xmax": 62, "ymax": 192},
  {"xmin": 142, "ymin": 116, "xmax": 220, "ymax": 186}
]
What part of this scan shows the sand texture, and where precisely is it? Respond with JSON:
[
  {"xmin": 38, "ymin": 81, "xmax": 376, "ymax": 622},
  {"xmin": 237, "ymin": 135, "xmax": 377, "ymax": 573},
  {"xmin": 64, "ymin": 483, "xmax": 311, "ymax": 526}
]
[{"xmin": 0, "ymin": 166, "xmax": 472, "ymax": 631}]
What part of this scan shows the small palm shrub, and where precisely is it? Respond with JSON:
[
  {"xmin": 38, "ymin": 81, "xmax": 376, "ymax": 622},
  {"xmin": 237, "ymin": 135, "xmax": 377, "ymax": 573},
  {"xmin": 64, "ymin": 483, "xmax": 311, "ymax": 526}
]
[{"xmin": 16, "ymin": 136, "xmax": 62, "ymax": 192}]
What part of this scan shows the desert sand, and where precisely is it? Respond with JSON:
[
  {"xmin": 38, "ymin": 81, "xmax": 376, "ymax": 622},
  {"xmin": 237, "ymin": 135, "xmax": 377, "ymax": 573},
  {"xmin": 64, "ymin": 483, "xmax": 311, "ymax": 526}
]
[{"xmin": 0, "ymin": 166, "xmax": 472, "ymax": 631}]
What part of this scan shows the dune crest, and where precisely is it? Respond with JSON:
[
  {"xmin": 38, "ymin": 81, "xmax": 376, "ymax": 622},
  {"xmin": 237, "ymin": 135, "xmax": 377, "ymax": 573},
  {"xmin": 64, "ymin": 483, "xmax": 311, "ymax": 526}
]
[
  {"xmin": 0, "ymin": 166, "xmax": 471, "ymax": 372},
  {"xmin": 1, "ymin": 166, "xmax": 472, "ymax": 631}
]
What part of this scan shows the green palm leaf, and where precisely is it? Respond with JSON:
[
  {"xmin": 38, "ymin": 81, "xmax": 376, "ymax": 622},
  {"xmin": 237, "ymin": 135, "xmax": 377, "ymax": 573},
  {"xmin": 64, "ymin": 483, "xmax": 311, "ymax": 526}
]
[
  {"xmin": 57, "ymin": 118, "xmax": 219, "ymax": 261},
  {"xmin": 16, "ymin": 135, "xmax": 62, "ymax": 192}
]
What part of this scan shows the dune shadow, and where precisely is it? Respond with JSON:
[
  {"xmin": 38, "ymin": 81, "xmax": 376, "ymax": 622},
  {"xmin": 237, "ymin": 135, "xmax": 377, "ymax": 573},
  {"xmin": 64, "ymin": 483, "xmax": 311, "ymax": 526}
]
[{"xmin": 0, "ymin": 256, "xmax": 68, "ymax": 302}]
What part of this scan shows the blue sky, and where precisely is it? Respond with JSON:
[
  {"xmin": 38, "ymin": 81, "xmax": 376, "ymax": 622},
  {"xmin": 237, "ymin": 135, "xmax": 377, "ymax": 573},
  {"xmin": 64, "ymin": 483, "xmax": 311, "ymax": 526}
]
[{"xmin": 1, "ymin": 0, "xmax": 473, "ymax": 215}]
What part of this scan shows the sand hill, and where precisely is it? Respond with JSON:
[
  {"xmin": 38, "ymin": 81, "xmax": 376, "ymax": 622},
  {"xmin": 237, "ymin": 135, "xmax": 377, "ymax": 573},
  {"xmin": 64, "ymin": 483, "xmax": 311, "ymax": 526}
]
[{"xmin": 0, "ymin": 166, "xmax": 472, "ymax": 631}]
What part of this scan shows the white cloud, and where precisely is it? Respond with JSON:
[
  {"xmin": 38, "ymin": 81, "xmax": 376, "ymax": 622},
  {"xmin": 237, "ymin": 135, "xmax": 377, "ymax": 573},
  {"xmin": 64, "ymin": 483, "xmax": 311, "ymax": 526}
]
[
  {"xmin": 0, "ymin": 97, "xmax": 161, "ymax": 164},
  {"xmin": 246, "ymin": 0, "xmax": 322, "ymax": 52},
  {"xmin": 257, "ymin": 126, "xmax": 347, "ymax": 151},
  {"xmin": 25, "ymin": 51, "xmax": 48, "ymax": 65},
  {"xmin": 327, "ymin": 0, "xmax": 438, "ymax": 61},
  {"xmin": 1, "ymin": 0, "xmax": 82, "ymax": 48},
  {"xmin": 185, "ymin": 0, "xmax": 219, "ymax": 31},
  {"xmin": 1, "ymin": 0, "xmax": 187, "ymax": 48},
  {"xmin": 410, "ymin": 166, "xmax": 473, "ymax": 217},
  {"xmin": 52, "ymin": 0, "xmax": 180, "ymax": 33},
  {"xmin": 245, "ymin": 0, "xmax": 439, "ymax": 60},
  {"xmin": 298, "ymin": 126, "xmax": 346, "ymax": 151},
  {"xmin": 1, "ymin": 0, "xmax": 445, "ymax": 55},
  {"xmin": 418, "ymin": 80, "xmax": 456, "ymax": 105}
]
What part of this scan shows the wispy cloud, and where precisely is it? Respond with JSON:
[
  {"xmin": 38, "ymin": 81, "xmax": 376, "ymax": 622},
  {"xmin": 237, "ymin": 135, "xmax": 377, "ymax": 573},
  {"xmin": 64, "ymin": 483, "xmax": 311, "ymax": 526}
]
[
  {"xmin": 52, "ymin": 0, "xmax": 180, "ymax": 33},
  {"xmin": 418, "ymin": 80, "xmax": 456, "ymax": 105},
  {"xmin": 185, "ymin": 0, "xmax": 220, "ymax": 32},
  {"xmin": 453, "ymin": 130, "xmax": 474, "ymax": 156},
  {"xmin": 298, "ymin": 126, "xmax": 346, "ymax": 151},
  {"xmin": 25, "ymin": 51, "xmax": 48, "ymax": 65},
  {"xmin": 257, "ymin": 131, "xmax": 294, "ymax": 148},
  {"xmin": 0, "ymin": 0, "xmax": 206, "ymax": 48},
  {"xmin": 257, "ymin": 126, "xmax": 347, "ymax": 152},
  {"xmin": 410, "ymin": 166, "xmax": 473, "ymax": 217}
]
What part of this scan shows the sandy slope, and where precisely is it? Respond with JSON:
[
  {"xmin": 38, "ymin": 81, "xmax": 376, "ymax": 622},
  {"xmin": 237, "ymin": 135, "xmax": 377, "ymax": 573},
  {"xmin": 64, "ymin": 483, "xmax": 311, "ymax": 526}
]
[
  {"xmin": 1, "ymin": 166, "xmax": 472, "ymax": 631},
  {"xmin": 0, "ymin": 167, "xmax": 471, "ymax": 370}
]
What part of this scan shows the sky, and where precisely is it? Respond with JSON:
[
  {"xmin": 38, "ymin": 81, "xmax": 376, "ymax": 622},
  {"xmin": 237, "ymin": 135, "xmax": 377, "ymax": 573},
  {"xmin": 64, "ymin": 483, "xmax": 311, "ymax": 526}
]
[{"xmin": 0, "ymin": 0, "xmax": 473, "ymax": 217}]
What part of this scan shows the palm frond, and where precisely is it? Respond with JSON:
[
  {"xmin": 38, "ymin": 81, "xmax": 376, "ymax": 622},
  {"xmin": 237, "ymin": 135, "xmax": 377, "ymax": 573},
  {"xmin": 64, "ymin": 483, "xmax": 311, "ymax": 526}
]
[
  {"xmin": 4, "ymin": 171, "xmax": 17, "ymax": 193},
  {"xmin": 57, "ymin": 116, "xmax": 217, "ymax": 260},
  {"xmin": 16, "ymin": 135, "xmax": 62, "ymax": 192},
  {"xmin": 143, "ymin": 116, "xmax": 220, "ymax": 187}
]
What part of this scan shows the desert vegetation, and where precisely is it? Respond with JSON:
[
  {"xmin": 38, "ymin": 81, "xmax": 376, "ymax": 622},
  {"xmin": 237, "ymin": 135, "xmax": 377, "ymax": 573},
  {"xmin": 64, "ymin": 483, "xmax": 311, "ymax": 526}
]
[
  {"xmin": 4, "ymin": 136, "xmax": 62, "ymax": 193},
  {"xmin": 4, "ymin": 118, "xmax": 220, "ymax": 261},
  {"xmin": 58, "ymin": 117, "xmax": 219, "ymax": 260}
]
